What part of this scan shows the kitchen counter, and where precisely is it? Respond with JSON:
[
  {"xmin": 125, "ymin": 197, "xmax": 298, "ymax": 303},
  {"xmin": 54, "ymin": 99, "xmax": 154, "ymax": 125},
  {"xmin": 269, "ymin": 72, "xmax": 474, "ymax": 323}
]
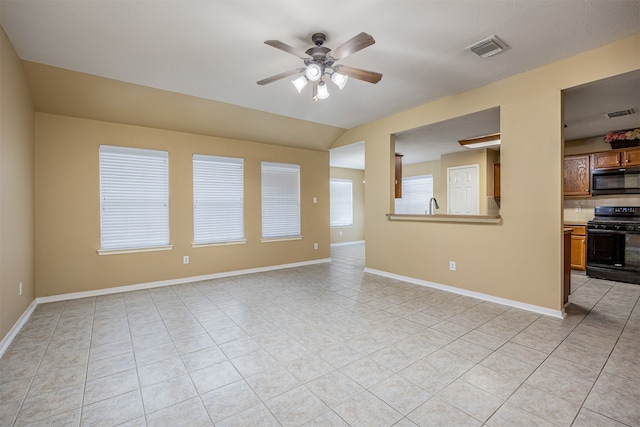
[{"xmin": 386, "ymin": 213, "xmax": 502, "ymax": 224}]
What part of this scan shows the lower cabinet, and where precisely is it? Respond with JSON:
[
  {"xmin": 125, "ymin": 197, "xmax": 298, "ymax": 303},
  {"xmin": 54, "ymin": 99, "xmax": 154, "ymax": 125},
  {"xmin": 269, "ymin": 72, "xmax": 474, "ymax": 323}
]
[{"xmin": 566, "ymin": 224, "xmax": 587, "ymax": 270}]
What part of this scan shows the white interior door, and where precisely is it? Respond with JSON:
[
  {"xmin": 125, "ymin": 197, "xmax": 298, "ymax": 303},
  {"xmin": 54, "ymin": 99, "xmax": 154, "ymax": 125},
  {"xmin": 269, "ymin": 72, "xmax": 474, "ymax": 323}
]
[{"xmin": 447, "ymin": 164, "xmax": 479, "ymax": 214}]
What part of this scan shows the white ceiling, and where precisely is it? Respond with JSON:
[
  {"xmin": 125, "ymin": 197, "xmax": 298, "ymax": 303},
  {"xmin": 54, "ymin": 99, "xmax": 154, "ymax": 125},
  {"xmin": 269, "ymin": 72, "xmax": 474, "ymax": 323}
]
[{"xmin": 1, "ymin": 0, "xmax": 639, "ymax": 169}]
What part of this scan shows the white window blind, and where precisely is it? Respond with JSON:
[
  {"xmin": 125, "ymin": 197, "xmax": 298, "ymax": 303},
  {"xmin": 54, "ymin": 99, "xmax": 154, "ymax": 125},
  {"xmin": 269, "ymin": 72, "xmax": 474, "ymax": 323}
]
[
  {"xmin": 261, "ymin": 162, "xmax": 300, "ymax": 239},
  {"xmin": 193, "ymin": 154, "xmax": 244, "ymax": 244},
  {"xmin": 99, "ymin": 145, "xmax": 169, "ymax": 251},
  {"xmin": 395, "ymin": 175, "xmax": 434, "ymax": 214},
  {"xmin": 330, "ymin": 179, "xmax": 353, "ymax": 227}
]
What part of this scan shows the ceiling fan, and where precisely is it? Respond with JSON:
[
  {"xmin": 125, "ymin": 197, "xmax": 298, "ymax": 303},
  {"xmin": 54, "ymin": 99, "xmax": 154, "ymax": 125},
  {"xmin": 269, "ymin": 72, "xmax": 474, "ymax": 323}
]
[{"xmin": 257, "ymin": 32, "xmax": 383, "ymax": 101}]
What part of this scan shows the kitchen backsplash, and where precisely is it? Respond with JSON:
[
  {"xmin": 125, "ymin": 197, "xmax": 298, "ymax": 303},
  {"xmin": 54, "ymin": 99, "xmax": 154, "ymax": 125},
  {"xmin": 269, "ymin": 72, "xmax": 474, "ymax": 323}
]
[{"xmin": 564, "ymin": 195, "xmax": 640, "ymax": 223}]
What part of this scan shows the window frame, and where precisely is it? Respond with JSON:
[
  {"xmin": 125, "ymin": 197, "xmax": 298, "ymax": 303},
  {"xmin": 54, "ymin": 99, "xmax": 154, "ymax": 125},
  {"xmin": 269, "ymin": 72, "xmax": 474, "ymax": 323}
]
[
  {"xmin": 192, "ymin": 154, "xmax": 246, "ymax": 247},
  {"xmin": 330, "ymin": 178, "xmax": 354, "ymax": 227},
  {"xmin": 98, "ymin": 145, "xmax": 171, "ymax": 254},
  {"xmin": 261, "ymin": 161, "xmax": 301, "ymax": 241},
  {"xmin": 394, "ymin": 174, "xmax": 434, "ymax": 215}
]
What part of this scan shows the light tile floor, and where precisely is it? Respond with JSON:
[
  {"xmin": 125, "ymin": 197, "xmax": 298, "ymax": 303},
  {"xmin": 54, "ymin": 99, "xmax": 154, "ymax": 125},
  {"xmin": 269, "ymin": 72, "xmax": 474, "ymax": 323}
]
[{"xmin": 1, "ymin": 243, "xmax": 639, "ymax": 426}]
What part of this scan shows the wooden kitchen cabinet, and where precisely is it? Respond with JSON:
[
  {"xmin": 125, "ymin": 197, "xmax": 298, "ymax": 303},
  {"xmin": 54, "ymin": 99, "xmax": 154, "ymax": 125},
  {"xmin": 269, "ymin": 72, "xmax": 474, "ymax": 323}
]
[
  {"xmin": 592, "ymin": 150, "xmax": 621, "ymax": 169},
  {"xmin": 592, "ymin": 146, "xmax": 640, "ymax": 169},
  {"xmin": 564, "ymin": 229, "xmax": 571, "ymax": 304},
  {"xmin": 564, "ymin": 154, "xmax": 590, "ymax": 196},
  {"xmin": 493, "ymin": 163, "xmax": 501, "ymax": 200},
  {"xmin": 395, "ymin": 153, "xmax": 403, "ymax": 198},
  {"xmin": 624, "ymin": 146, "xmax": 640, "ymax": 166},
  {"xmin": 566, "ymin": 224, "xmax": 587, "ymax": 270}
]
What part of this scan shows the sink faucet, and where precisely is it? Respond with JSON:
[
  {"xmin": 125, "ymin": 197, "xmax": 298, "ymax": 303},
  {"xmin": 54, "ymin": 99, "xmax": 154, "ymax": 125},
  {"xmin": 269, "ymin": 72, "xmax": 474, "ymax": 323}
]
[{"xmin": 428, "ymin": 197, "xmax": 439, "ymax": 215}]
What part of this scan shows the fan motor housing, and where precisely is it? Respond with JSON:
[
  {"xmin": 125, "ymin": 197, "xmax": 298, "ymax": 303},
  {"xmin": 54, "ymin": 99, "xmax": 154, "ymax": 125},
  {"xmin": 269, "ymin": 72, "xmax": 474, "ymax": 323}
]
[{"xmin": 311, "ymin": 33, "xmax": 326, "ymax": 46}]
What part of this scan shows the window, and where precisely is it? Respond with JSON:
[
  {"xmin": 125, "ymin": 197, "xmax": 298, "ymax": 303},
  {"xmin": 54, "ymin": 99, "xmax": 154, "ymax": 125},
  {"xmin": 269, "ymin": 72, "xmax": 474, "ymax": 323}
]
[
  {"xmin": 330, "ymin": 179, "xmax": 353, "ymax": 227},
  {"xmin": 193, "ymin": 154, "xmax": 244, "ymax": 245},
  {"xmin": 261, "ymin": 162, "xmax": 300, "ymax": 239},
  {"xmin": 99, "ymin": 145, "xmax": 169, "ymax": 252},
  {"xmin": 395, "ymin": 175, "xmax": 434, "ymax": 214}
]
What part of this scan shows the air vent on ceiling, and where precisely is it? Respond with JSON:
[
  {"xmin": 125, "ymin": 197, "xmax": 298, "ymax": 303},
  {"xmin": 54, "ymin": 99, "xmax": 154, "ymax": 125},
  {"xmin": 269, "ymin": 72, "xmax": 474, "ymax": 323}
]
[
  {"xmin": 466, "ymin": 35, "xmax": 507, "ymax": 58},
  {"xmin": 606, "ymin": 108, "xmax": 635, "ymax": 118}
]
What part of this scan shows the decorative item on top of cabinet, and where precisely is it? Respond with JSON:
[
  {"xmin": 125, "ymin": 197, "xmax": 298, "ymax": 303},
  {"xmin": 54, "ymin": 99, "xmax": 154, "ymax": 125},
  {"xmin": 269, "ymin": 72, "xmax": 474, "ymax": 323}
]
[
  {"xmin": 592, "ymin": 146, "xmax": 640, "ymax": 169},
  {"xmin": 493, "ymin": 163, "xmax": 500, "ymax": 200},
  {"xmin": 564, "ymin": 154, "xmax": 591, "ymax": 196},
  {"xmin": 395, "ymin": 153, "xmax": 403, "ymax": 198},
  {"xmin": 566, "ymin": 224, "xmax": 587, "ymax": 270}
]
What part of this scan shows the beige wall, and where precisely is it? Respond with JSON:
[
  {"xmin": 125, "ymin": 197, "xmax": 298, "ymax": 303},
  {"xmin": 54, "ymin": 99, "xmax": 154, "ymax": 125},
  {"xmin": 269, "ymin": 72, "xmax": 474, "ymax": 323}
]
[
  {"xmin": 330, "ymin": 167, "xmax": 365, "ymax": 244},
  {"xmin": 564, "ymin": 135, "xmax": 612, "ymax": 156},
  {"xmin": 34, "ymin": 114, "xmax": 330, "ymax": 297},
  {"xmin": 0, "ymin": 27, "xmax": 35, "ymax": 340},
  {"xmin": 333, "ymin": 35, "xmax": 640, "ymax": 312}
]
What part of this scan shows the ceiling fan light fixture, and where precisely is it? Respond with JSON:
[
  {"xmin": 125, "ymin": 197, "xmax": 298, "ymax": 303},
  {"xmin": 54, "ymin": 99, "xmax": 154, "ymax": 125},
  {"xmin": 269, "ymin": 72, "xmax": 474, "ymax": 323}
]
[
  {"xmin": 331, "ymin": 72, "xmax": 348, "ymax": 90},
  {"xmin": 305, "ymin": 63, "xmax": 322, "ymax": 82},
  {"xmin": 292, "ymin": 75, "xmax": 308, "ymax": 93},
  {"xmin": 317, "ymin": 81, "xmax": 330, "ymax": 99},
  {"xmin": 458, "ymin": 133, "xmax": 501, "ymax": 149}
]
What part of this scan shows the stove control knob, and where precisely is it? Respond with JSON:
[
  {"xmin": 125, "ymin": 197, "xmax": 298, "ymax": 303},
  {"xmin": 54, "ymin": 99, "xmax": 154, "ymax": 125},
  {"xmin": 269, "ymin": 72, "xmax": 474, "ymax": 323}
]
[{"xmin": 615, "ymin": 225, "xmax": 621, "ymax": 230}]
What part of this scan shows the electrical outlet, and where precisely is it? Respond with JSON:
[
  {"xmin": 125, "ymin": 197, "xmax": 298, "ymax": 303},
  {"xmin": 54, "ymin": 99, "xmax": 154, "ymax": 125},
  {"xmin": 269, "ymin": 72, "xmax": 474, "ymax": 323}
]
[
  {"xmin": 449, "ymin": 261, "xmax": 456, "ymax": 271},
  {"xmin": 575, "ymin": 206, "xmax": 582, "ymax": 213},
  {"xmin": 19, "ymin": 282, "xmax": 23, "ymax": 296},
  {"xmin": 313, "ymin": 243, "xmax": 318, "ymax": 250},
  {"xmin": 339, "ymin": 231, "xmax": 343, "ymax": 236},
  {"xmin": 183, "ymin": 256, "xmax": 189, "ymax": 264},
  {"xmin": 313, "ymin": 197, "xmax": 318, "ymax": 204}
]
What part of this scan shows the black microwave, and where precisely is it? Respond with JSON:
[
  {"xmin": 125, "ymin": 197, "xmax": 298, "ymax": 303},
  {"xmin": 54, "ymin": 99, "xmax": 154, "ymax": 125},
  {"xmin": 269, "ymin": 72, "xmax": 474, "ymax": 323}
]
[{"xmin": 591, "ymin": 166, "xmax": 640, "ymax": 195}]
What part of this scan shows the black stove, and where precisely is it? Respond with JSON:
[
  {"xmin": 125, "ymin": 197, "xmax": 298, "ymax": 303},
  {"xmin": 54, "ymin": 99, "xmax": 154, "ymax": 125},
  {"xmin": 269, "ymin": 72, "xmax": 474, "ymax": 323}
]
[
  {"xmin": 586, "ymin": 206, "xmax": 640, "ymax": 284},
  {"xmin": 588, "ymin": 206, "xmax": 640, "ymax": 230}
]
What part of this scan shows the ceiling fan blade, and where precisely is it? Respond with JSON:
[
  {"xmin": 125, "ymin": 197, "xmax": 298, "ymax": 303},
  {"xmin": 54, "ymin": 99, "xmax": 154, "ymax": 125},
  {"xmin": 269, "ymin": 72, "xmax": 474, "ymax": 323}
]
[
  {"xmin": 264, "ymin": 40, "xmax": 310, "ymax": 59},
  {"xmin": 257, "ymin": 69, "xmax": 303, "ymax": 85},
  {"xmin": 337, "ymin": 65, "xmax": 382, "ymax": 84},
  {"xmin": 329, "ymin": 32, "xmax": 375, "ymax": 60}
]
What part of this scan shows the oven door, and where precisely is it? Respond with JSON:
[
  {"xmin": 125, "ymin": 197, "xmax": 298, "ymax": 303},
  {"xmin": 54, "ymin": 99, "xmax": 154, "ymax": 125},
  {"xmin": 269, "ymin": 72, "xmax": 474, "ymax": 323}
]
[{"xmin": 587, "ymin": 228, "xmax": 640, "ymax": 270}]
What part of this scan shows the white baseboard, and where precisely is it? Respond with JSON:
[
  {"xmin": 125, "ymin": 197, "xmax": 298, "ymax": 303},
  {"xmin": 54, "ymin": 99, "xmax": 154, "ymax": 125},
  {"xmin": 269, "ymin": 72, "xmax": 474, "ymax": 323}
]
[
  {"xmin": 364, "ymin": 268, "xmax": 565, "ymax": 319},
  {"xmin": 37, "ymin": 258, "xmax": 332, "ymax": 304},
  {"xmin": 1, "ymin": 258, "xmax": 331, "ymax": 355},
  {"xmin": 0, "ymin": 299, "xmax": 38, "ymax": 358},
  {"xmin": 330, "ymin": 240, "xmax": 365, "ymax": 247}
]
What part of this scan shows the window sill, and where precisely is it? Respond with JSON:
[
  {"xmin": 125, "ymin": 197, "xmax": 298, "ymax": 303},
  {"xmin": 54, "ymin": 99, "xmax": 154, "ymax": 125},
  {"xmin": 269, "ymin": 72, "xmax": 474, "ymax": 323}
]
[
  {"xmin": 386, "ymin": 214, "xmax": 502, "ymax": 224},
  {"xmin": 97, "ymin": 245, "xmax": 173, "ymax": 255},
  {"xmin": 261, "ymin": 236, "xmax": 303, "ymax": 243},
  {"xmin": 192, "ymin": 240, "xmax": 247, "ymax": 248}
]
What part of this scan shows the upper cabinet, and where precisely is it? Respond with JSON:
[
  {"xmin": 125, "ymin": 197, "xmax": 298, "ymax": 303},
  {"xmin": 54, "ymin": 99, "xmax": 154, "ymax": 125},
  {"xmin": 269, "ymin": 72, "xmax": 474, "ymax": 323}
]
[
  {"xmin": 564, "ymin": 154, "xmax": 591, "ymax": 196},
  {"xmin": 592, "ymin": 146, "xmax": 640, "ymax": 169},
  {"xmin": 493, "ymin": 163, "xmax": 501, "ymax": 200},
  {"xmin": 394, "ymin": 153, "xmax": 403, "ymax": 198},
  {"xmin": 624, "ymin": 147, "xmax": 640, "ymax": 166}
]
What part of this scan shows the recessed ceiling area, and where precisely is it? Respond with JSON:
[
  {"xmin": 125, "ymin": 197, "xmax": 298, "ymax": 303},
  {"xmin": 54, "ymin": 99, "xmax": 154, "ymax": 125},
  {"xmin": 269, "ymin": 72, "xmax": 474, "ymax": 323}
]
[
  {"xmin": 330, "ymin": 142, "xmax": 365, "ymax": 170},
  {"xmin": 564, "ymin": 69, "xmax": 640, "ymax": 140},
  {"xmin": 395, "ymin": 108, "xmax": 500, "ymax": 165}
]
